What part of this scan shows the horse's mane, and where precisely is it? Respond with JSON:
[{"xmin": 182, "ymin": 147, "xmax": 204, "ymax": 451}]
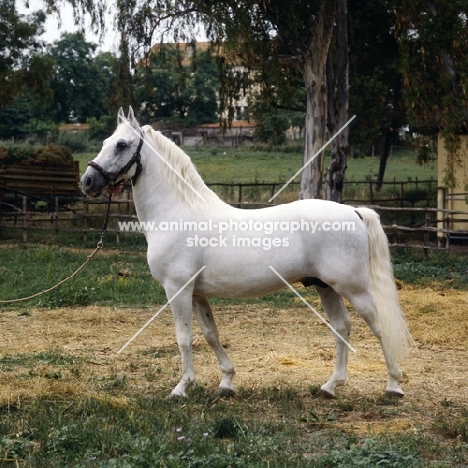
[{"xmin": 144, "ymin": 126, "xmax": 225, "ymax": 209}]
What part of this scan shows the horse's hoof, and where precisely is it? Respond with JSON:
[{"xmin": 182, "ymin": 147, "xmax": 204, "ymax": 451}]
[
  {"xmin": 165, "ymin": 392, "xmax": 188, "ymax": 401},
  {"xmin": 315, "ymin": 389, "xmax": 336, "ymax": 399},
  {"xmin": 218, "ymin": 387, "xmax": 236, "ymax": 398},
  {"xmin": 385, "ymin": 390, "xmax": 404, "ymax": 398}
]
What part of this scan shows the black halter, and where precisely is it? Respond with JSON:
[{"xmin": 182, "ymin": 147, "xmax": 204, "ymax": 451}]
[{"xmin": 88, "ymin": 131, "xmax": 144, "ymax": 187}]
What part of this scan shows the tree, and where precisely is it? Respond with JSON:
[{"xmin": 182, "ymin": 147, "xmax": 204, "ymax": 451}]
[
  {"xmin": 43, "ymin": 0, "xmax": 340, "ymax": 199},
  {"xmin": 47, "ymin": 32, "xmax": 114, "ymax": 123},
  {"xmin": 394, "ymin": 0, "xmax": 468, "ymax": 187},
  {"xmin": 205, "ymin": 0, "xmax": 338, "ymax": 199},
  {"xmin": 325, "ymin": 0, "xmax": 349, "ymax": 202},
  {"xmin": 135, "ymin": 44, "xmax": 219, "ymax": 126},
  {"xmin": 0, "ymin": 97, "xmax": 30, "ymax": 140},
  {"xmin": 37, "ymin": 0, "xmax": 344, "ymax": 199},
  {"xmin": 348, "ymin": 0, "xmax": 406, "ymax": 190},
  {"xmin": 0, "ymin": 0, "xmax": 52, "ymax": 108}
]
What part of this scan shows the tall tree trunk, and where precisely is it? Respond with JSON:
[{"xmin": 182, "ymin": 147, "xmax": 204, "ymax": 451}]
[
  {"xmin": 375, "ymin": 127, "xmax": 396, "ymax": 191},
  {"xmin": 299, "ymin": 0, "xmax": 336, "ymax": 200},
  {"xmin": 300, "ymin": 62, "xmax": 328, "ymax": 199},
  {"xmin": 325, "ymin": 0, "xmax": 349, "ymax": 203}
]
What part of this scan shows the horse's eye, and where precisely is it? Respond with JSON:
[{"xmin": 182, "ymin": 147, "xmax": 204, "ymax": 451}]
[{"xmin": 116, "ymin": 141, "xmax": 127, "ymax": 150}]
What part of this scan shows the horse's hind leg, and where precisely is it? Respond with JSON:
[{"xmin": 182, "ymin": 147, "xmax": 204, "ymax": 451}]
[
  {"xmin": 345, "ymin": 291, "xmax": 404, "ymax": 397},
  {"xmin": 314, "ymin": 286, "xmax": 351, "ymax": 398},
  {"xmin": 193, "ymin": 295, "xmax": 236, "ymax": 396}
]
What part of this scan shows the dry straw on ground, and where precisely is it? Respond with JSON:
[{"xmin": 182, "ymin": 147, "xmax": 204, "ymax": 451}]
[{"xmin": 0, "ymin": 284, "xmax": 467, "ymax": 434}]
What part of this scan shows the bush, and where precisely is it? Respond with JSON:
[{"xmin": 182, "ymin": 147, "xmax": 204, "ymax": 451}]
[
  {"xmin": 87, "ymin": 115, "xmax": 116, "ymax": 141},
  {"xmin": 56, "ymin": 131, "xmax": 89, "ymax": 152}
]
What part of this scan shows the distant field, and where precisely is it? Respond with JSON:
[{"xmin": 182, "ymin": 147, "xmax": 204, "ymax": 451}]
[{"xmin": 75, "ymin": 145, "xmax": 437, "ymax": 185}]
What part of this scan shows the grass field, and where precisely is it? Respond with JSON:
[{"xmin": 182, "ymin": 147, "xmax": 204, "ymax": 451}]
[
  {"xmin": 73, "ymin": 145, "xmax": 437, "ymax": 207},
  {"xmin": 73, "ymin": 145, "xmax": 437, "ymax": 185},
  {"xmin": 0, "ymin": 246, "xmax": 468, "ymax": 466}
]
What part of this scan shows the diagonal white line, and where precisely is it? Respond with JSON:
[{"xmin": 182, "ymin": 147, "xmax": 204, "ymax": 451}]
[
  {"xmin": 269, "ymin": 266, "xmax": 357, "ymax": 353},
  {"xmin": 122, "ymin": 117, "xmax": 208, "ymax": 203},
  {"xmin": 268, "ymin": 115, "xmax": 356, "ymax": 203},
  {"xmin": 117, "ymin": 266, "xmax": 206, "ymax": 354}
]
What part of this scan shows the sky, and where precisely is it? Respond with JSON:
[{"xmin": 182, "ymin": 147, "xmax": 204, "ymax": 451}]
[{"xmin": 16, "ymin": 1, "xmax": 118, "ymax": 52}]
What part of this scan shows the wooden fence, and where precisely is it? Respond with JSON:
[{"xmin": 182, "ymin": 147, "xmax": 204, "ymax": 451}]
[{"xmin": 1, "ymin": 179, "xmax": 468, "ymax": 253}]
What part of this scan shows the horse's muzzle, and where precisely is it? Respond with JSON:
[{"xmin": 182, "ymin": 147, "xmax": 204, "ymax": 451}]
[{"xmin": 81, "ymin": 167, "xmax": 107, "ymax": 198}]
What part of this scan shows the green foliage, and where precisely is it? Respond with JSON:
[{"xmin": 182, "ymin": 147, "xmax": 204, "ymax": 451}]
[
  {"xmin": 252, "ymin": 102, "xmax": 291, "ymax": 145},
  {"xmin": 47, "ymin": 33, "xmax": 116, "ymax": 123},
  {"xmin": 312, "ymin": 438, "xmax": 422, "ymax": 467},
  {"xmin": 0, "ymin": 0, "xmax": 52, "ymax": 108},
  {"xmin": 135, "ymin": 46, "xmax": 219, "ymax": 126},
  {"xmin": 87, "ymin": 115, "xmax": 117, "ymax": 141},
  {"xmin": 395, "ymin": 0, "xmax": 468, "ymax": 136},
  {"xmin": 349, "ymin": 2, "xmax": 404, "ymax": 146},
  {"xmin": 25, "ymin": 118, "xmax": 58, "ymax": 145},
  {"xmin": 392, "ymin": 249, "xmax": 468, "ymax": 287},
  {"xmin": 0, "ymin": 97, "xmax": 31, "ymax": 140},
  {"xmin": 56, "ymin": 130, "xmax": 90, "ymax": 152}
]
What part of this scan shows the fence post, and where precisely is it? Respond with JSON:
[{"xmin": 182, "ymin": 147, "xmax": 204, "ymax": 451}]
[
  {"xmin": 126, "ymin": 186, "xmax": 131, "ymax": 213},
  {"xmin": 22, "ymin": 196, "xmax": 28, "ymax": 243},
  {"xmin": 116, "ymin": 200, "xmax": 120, "ymax": 245},
  {"xmin": 83, "ymin": 198, "xmax": 88, "ymax": 243},
  {"xmin": 55, "ymin": 197, "xmax": 59, "ymax": 242},
  {"xmin": 238, "ymin": 183, "xmax": 242, "ymax": 207},
  {"xmin": 423, "ymin": 209, "xmax": 429, "ymax": 261},
  {"xmin": 437, "ymin": 187, "xmax": 446, "ymax": 248},
  {"xmin": 270, "ymin": 183, "xmax": 276, "ymax": 200}
]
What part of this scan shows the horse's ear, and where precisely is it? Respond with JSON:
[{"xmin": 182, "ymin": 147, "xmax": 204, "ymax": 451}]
[
  {"xmin": 127, "ymin": 106, "xmax": 139, "ymax": 130},
  {"xmin": 117, "ymin": 107, "xmax": 125, "ymax": 125}
]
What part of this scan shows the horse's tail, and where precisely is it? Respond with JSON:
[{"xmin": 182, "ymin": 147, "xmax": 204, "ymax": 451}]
[{"xmin": 355, "ymin": 207, "xmax": 414, "ymax": 361}]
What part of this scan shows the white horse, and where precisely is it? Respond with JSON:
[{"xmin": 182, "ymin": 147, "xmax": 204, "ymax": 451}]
[{"xmin": 82, "ymin": 107, "xmax": 413, "ymax": 399}]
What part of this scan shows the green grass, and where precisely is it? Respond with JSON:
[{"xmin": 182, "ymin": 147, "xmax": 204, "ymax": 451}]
[
  {"xmin": 1, "ymin": 385, "xmax": 466, "ymax": 467},
  {"xmin": 75, "ymin": 145, "xmax": 437, "ymax": 185},
  {"xmin": 74, "ymin": 145, "xmax": 437, "ymax": 206},
  {"xmin": 2, "ymin": 245, "xmax": 468, "ymax": 312},
  {"xmin": 392, "ymin": 249, "xmax": 468, "ymax": 287},
  {"xmin": 0, "ymin": 388, "xmax": 459, "ymax": 467},
  {"xmin": 0, "ymin": 245, "xmax": 299, "ymax": 310}
]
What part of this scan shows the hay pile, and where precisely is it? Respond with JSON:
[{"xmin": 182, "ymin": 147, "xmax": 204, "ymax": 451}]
[{"xmin": 0, "ymin": 145, "xmax": 74, "ymax": 166}]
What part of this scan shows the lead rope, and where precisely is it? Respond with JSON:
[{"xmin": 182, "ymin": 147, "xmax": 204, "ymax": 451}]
[{"xmin": 0, "ymin": 195, "xmax": 113, "ymax": 304}]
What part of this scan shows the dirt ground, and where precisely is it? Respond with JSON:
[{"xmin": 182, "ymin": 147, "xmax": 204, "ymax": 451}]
[{"xmin": 0, "ymin": 284, "xmax": 467, "ymax": 436}]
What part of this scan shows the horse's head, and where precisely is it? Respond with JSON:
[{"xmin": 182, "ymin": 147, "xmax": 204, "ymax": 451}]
[{"xmin": 81, "ymin": 107, "xmax": 144, "ymax": 197}]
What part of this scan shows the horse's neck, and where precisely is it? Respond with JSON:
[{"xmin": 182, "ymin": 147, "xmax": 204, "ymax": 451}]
[{"xmin": 132, "ymin": 131, "xmax": 227, "ymax": 221}]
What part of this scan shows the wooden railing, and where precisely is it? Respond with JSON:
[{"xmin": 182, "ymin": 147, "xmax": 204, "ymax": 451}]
[{"xmin": 1, "ymin": 179, "xmax": 467, "ymax": 253}]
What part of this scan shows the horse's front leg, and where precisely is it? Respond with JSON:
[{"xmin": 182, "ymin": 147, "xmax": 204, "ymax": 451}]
[
  {"xmin": 167, "ymin": 287, "xmax": 195, "ymax": 399},
  {"xmin": 193, "ymin": 295, "xmax": 236, "ymax": 395},
  {"xmin": 314, "ymin": 286, "xmax": 351, "ymax": 398}
]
